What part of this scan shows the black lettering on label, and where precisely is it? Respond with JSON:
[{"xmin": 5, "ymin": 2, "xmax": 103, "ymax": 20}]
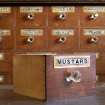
[
  {"xmin": 67, "ymin": 59, "xmax": 70, "ymax": 64},
  {"xmin": 76, "ymin": 59, "xmax": 79, "ymax": 64},
  {"xmin": 57, "ymin": 59, "xmax": 62, "ymax": 64},
  {"xmin": 84, "ymin": 58, "xmax": 88, "ymax": 64},
  {"xmin": 80, "ymin": 58, "xmax": 84, "ymax": 64}
]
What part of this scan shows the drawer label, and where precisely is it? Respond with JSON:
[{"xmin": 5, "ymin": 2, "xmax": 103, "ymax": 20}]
[
  {"xmin": 52, "ymin": 29, "xmax": 74, "ymax": 36},
  {"xmin": 83, "ymin": 6, "xmax": 105, "ymax": 13},
  {"xmin": 0, "ymin": 29, "xmax": 11, "ymax": 36},
  {"xmin": 52, "ymin": 6, "xmax": 75, "ymax": 13},
  {"xmin": 21, "ymin": 29, "xmax": 43, "ymax": 36},
  {"xmin": 54, "ymin": 56, "xmax": 90, "ymax": 68},
  {"xmin": 20, "ymin": 7, "xmax": 43, "ymax": 13},
  {"xmin": 84, "ymin": 29, "xmax": 105, "ymax": 36},
  {"xmin": 0, "ymin": 7, "xmax": 11, "ymax": 13}
]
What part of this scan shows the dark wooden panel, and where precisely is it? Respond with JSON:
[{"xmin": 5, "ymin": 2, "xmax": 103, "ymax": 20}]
[{"xmin": 46, "ymin": 54, "xmax": 96, "ymax": 100}]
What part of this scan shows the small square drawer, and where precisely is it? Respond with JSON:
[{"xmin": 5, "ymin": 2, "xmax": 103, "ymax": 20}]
[
  {"xmin": 47, "ymin": 28, "xmax": 79, "ymax": 52},
  {"xmin": 0, "ymin": 7, "xmax": 15, "ymax": 28},
  {"xmin": 0, "ymin": 29, "xmax": 14, "ymax": 50},
  {"xmin": 80, "ymin": 6, "xmax": 105, "ymax": 27},
  {"xmin": 48, "ymin": 6, "xmax": 79, "ymax": 28},
  {"xmin": 0, "ymin": 73, "xmax": 12, "ymax": 84},
  {"xmin": 80, "ymin": 28, "xmax": 105, "ymax": 51},
  {"xmin": 16, "ymin": 28, "xmax": 47, "ymax": 51},
  {"xmin": 16, "ymin": 7, "xmax": 47, "ymax": 28},
  {"xmin": 0, "ymin": 52, "xmax": 12, "ymax": 72}
]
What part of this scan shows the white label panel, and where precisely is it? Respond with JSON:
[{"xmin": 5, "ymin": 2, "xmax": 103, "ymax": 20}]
[
  {"xmin": 54, "ymin": 56, "xmax": 90, "ymax": 68},
  {"xmin": 21, "ymin": 29, "xmax": 43, "ymax": 36},
  {"xmin": 83, "ymin": 6, "xmax": 105, "ymax": 13},
  {"xmin": 52, "ymin": 6, "xmax": 75, "ymax": 13},
  {"xmin": 20, "ymin": 7, "xmax": 43, "ymax": 13},
  {"xmin": 84, "ymin": 29, "xmax": 105, "ymax": 36},
  {"xmin": 52, "ymin": 29, "xmax": 74, "ymax": 36},
  {"xmin": 0, "ymin": 29, "xmax": 11, "ymax": 36},
  {"xmin": 0, "ymin": 7, "xmax": 11, "ymax": 13}
]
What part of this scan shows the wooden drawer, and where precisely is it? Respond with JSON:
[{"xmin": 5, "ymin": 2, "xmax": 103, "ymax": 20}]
[
  {"xmin": 46, "ymin": 54, "xmax": 96, "ymax": 99},
  {"xmin": 0, "ymin": 7, "xmax": 14, "ymax": 28},
  {"xmin": 16, "ymin": 7, "xmax": 46, "ymax": 28},
  {"xmin": 0, "ymin": 29, "xmax": 14, "ymax": 50},
  {"xmin": 80, "ymin": 28, "xmax": 105, "ymax": 51},
  {"xmin": 48, "ymin": 6, "xmax": 79, "ymax": 28},
  {"xmin": 16, "ymin": 28, "xmax": 47, "ymax": 51},
  {"xmin": 47, "ymin": 28, "xmax": 79, "ymax": 52},
  {"xmin": 0, "ymin": 73, "xmax": 12, "ymax": 84},
  {"xmin": 0, "ymin": 52, "xmax": 12, "ymax": 72},
  {"xmin": 80, "ymin": 6, "xmax": 105, "ymax": 27}
]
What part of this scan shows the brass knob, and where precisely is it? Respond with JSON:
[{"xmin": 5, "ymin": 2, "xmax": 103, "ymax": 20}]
[
  {"xmin": 89, "ymin": 13, "xmax": 99, "ymax": 20},
  {"xmin": 64, "ymin": 70, "xmax": 81, "ymax": 83},
  {"xmin": 27, "ymin": 13, "xmax": 34, "ymax": 20},
  {"xmin": 27, "ymin": 37, "xmax": 34, "ymax": 44},
  {"xmin": 88, "ymin": 36, "xmax": 98, "ymax": 44},
  {"xmin": 58, "ymin": 13, "xmax": 66, "ymax": 20},
  {"xmin": 58, "ymin": 37, "xmax": 66, "ymax": 43},
  {"xmin": 0, "ymin": 75, "xmax": 4, "ymax": 83}
]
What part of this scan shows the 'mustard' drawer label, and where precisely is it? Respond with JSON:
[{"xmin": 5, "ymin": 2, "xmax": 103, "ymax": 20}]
[{"xmin": 54, "ymin": 56, "xmax": 90, "ymax": 68}]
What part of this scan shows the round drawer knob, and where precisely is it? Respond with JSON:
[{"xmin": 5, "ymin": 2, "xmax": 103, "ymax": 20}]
[
  {"xmin": 0, "ymin": 75, "xmax": 4, "ymax": 83},
  {"xmin": 58, "ymin": 13, "xmax": 66, "ymax": 20},
  {"xmin": 89, "ymin": 13, "xmax": 99, "ymax": 20},
  {"xmin": 27, "ymin": 13, "xmax": 34, "ymax": 20},
  {"xmin": 58, "ymin": 37, "xmax": 66, "ymax": 43},
  {"xmin": 27, "ymin": 37, "xmax": 34, "ymax": 44},
  {"xmin": 88, "ymin": 37, "xmax": 98, "ymax": 44},
  {"xmin": 64, "ymin": 70, "xmax": 81, "ymax": 83}
]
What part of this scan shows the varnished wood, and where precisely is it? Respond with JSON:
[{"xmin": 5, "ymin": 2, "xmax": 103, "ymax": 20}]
[{"xmin": 13, "ymin": 54, "xmax": 46, "ymax": 100}]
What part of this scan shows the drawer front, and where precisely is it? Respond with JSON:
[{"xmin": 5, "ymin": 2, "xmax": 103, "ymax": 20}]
[
  {"xmin": 80, "ymin": 28, "xmax": 105, "ymax": 51},
  {"xmin": 48, "ymin": 6, "xmax": 79, "ymax": 28},
  {"xmin": 80, "ymin": 6, "xmax": 105, "ymax": 27},
  {"xmin": 0, "ymin": 7, "xmax": 14, "ymax": 28},
  {"xmin": 0, "ymin": 73, "xmax": 12, "ymax": 84},
  {"xmin": 16, "ymin": 7, "xmax": 46, "ymax": 28},
  {"xmin": 16, "ymin": 28, "xmax": 47, "ymax": 51},
  {"xmin": 0, "ymin": 52, "xmax": 12, "ymax": 72},
  {"xmin": 46, "ymin": 55, "xmax": 96, "ymax": 99},
  {"xmin": 0, "ymin": 29, "xmax": 14, "ymax": 50},
  {"xmin": 48, "ymin": 28, "xmax": 78, "ymax": 52}
]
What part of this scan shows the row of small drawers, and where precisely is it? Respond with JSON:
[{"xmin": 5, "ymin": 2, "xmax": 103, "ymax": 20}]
[
  {"xmin": 0, "ymin": 28, "xmax": 105, "ymax": 52},
  {"xmin": 1, "ymin": 6, "xmax": 105, "ymax": 28}
]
